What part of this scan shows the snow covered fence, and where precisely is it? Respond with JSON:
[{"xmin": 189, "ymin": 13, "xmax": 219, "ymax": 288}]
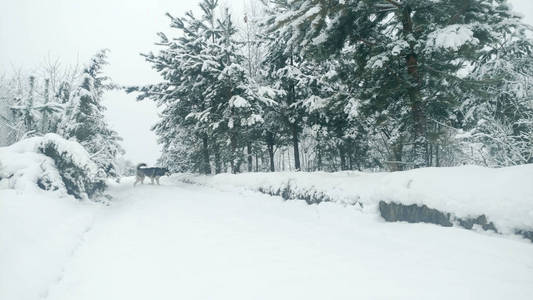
[
  {"xmin": 0, "ymin": 133, "xmax": 105, "ymax": 199},
  {"xmin": 172, "ymin": 165, "xmax": 533, "ymax": 241}
]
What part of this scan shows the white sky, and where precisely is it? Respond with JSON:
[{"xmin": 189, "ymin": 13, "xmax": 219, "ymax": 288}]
[
  {"xmin": 0, "ymin": 0, "xmax": 247, "ymax": 165},
  {"xmin": 1, "ymin": 0, "xmax": 532, "ymax": 164}
]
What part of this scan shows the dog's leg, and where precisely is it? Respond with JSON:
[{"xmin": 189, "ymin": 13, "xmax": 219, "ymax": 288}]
[
  {"xmin": 156, "ymin": 176, "xmax": 160, "ymax": 185},
  {"xmin": 150, "ymin": 177, "xmax": 155, "ymax": 185}
]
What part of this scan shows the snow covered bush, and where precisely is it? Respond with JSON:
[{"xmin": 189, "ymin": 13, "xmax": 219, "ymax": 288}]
[{"xmin": 0, "ymin": 133, "xmax": 105, "ymax": 199}]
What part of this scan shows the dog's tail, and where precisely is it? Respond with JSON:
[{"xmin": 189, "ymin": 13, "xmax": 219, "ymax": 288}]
[{"xmin": 137, "ymin": 163, "xmax": 147, "ymax": 170}]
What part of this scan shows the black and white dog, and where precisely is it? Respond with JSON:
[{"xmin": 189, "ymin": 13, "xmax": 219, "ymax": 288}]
[{"xmin": 134, "ymin": 163, "xmax": 170, "ymax": 186}]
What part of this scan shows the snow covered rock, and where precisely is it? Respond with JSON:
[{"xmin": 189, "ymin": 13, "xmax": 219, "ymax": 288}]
[{"xmin": 0, "ymin": 133, "xmax": 105, "ymax": 199}]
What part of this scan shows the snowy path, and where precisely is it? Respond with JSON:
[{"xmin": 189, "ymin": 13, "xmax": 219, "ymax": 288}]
[{"xmin": 45, "ymin": 179, "xmax": 533, "ymax": 300}]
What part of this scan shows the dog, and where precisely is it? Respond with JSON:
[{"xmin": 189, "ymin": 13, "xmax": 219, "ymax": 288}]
[{"xmin": 134, "ymin": 163, "xmax": 170, "ymax": 186}]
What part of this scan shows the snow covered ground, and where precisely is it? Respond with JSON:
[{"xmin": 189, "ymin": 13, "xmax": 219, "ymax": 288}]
[
  {"xmin": 174, "ymin": 165, "xmax": 533, "ymax": 236},
  {"xmin": 2, "ymin": 176, "xmax": 533, "ymax": 300},
  {"xmin": 0, "ymin": 190, "xmax": 99, "ymax": 300}
]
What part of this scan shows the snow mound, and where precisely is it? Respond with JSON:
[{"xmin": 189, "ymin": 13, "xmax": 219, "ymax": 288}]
[
  {"xmin": 173, "ymin": 165, "xmax": 533, "ymax": 236},
  {"xmin": 0, "ymin": 133, "xmax": 104, "ymax": 199}
]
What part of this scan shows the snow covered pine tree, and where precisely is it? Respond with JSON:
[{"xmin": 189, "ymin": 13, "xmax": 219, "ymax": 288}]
[
  {"xmin": 263, "ymin": 0, "xmax": 532, "ymax": 168},
  {"xmin": 133, "ymin": 0, "xmax": 273, "ymax": 174},
  {"xmin": 61, "ymin": 50, "xmax": 124, "ymax": 180}
]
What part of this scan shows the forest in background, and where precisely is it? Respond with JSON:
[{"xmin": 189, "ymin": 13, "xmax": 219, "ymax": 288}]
[
  {"xmin": 132, "ymin": 0, "xmax": 533, "ymax": 173},
  {"xmin": 2, "ymin": 0, "xmax": 533, "ymax": 176}
]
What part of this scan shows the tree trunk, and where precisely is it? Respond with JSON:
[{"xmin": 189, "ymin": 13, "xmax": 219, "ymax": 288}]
[
  {"xmin": 247, "ymin": 142, "xmax": 253, "ymax": 172},
  {"xmin": 353, "ymin": 145, "xmax": 359, "ymax": 171},
  {"xmin": 26, "ymin": 76, "xmax": 35, "ymax": 132},
  {"xmin": 41, "ymin": 79, "xmax": 50, "ymax": 133},
  {"xmin": 266, "ymin": 132, "xmax": 275, "ymax": 172},
  {"xmin": 401, "ymin": 5, "xmax": 428, "ymax": 168},
  {"xmin": 292, "ymin": 126, "xmax": 301, "ymax": 171},
  {"xmin": 281, "ymin": 150, "xmax": 285, "ymax": 171},
  {"xmin": 235, "ymin": 155, "xmax": 242, "ymax": 173},
  {"xmin": 429, "ymin": 142, "xmax": 433, "ymax": 166},
  {"xmin": 317, "ymin": 147, "xmax": 322, "ymax": 171},
  {"xmin": 339, "ymin": 144, "xmax": 347, "ymax": 170},
  {"xmin": 392, "ymin": 142, "xmax": 404, "ymax": 171},
  {"xmin": 287, "ymin": 148, "xmax": 292, "ymax": 171},
  {"xmin": 302, "ymin": 150, "xmax": 307, "ymax": 171},
  {"xmin": 230, "ymin": 134, "xmax": 237, "ymax": 174},
  {"xmin": 214, "ymin": 142, "xmax": 221, "ymax": 174},
  {"xmin": 436, "ymin": 143, "xmax": 440, "ymax": 167},
  {"xmin": 201, "ymin": 134, "xmax": 210, "ymax": 174},
  {"xmin": 287, "ymin": 50, "xmax": 301, "ymax": 172}
]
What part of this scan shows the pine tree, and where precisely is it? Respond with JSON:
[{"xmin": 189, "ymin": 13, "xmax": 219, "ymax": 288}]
[
  {"xmin": 62, "ymin": 50, "xmax": 124, "ymax": 178},
  {"xmin": 135, "ymin": 3, "xmax": 215, "ymax": 174},
  {"xmin": 263, "ymin": 0, "xmax": 529, "ymax": 168},
  {"xmin": 208, "ymin": 8, "xmax": 268, "ymax": 173},
  {"xmin": 261, "ymin": 1, "xmax": 313, "ymax": 171},
  {"xmin": 135, "ymin": 0, "xmax": 272, "ymax": 174}
]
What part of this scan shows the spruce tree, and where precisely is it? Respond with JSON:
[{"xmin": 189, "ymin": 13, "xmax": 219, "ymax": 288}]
[
  {"xmin": 62, "ymin": 50, "xmax": 124, "ymax": 179},
  {"xmin": 136, "ymin": 2, "xmax": 216, "ymax": 174},
  {"xmin": 264, "ymin": 0, "xmax": 528, "ymax": 168},
  {"xmin": 136, "ymin": 0, "xmax": 271, "ymax": 174},
  {"xmin": 261, "ymin": 1, "xmax": 311, "ymax": 171}
]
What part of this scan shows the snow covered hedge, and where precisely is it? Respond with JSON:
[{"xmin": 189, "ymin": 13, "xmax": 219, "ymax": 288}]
[
  {"xmin": 173, "ymin": 165, "xmax": 533, "ymax": 241},
  {"xmin": 0, "ymin": 133, "xmax": 105, "ymax": 199}
]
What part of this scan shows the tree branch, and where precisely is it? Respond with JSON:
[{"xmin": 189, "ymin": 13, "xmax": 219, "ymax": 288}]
[{"xmin": 383, "ymin": 0, "xmax": 401, "ymax": 8}]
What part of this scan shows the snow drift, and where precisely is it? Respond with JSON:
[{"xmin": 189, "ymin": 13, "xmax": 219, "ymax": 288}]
[{"xmin": 173, "ymin": 165, "xmax": 533, "ymax": 240}]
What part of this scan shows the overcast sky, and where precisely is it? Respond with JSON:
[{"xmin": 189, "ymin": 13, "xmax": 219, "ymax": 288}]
[
  {"xmin": 0, "ymin": 0, "xmax": 247, "ymax": 165},
  {"xmin": 1, "ymin": 0, "xmax": 532, "ymax": 165}
]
